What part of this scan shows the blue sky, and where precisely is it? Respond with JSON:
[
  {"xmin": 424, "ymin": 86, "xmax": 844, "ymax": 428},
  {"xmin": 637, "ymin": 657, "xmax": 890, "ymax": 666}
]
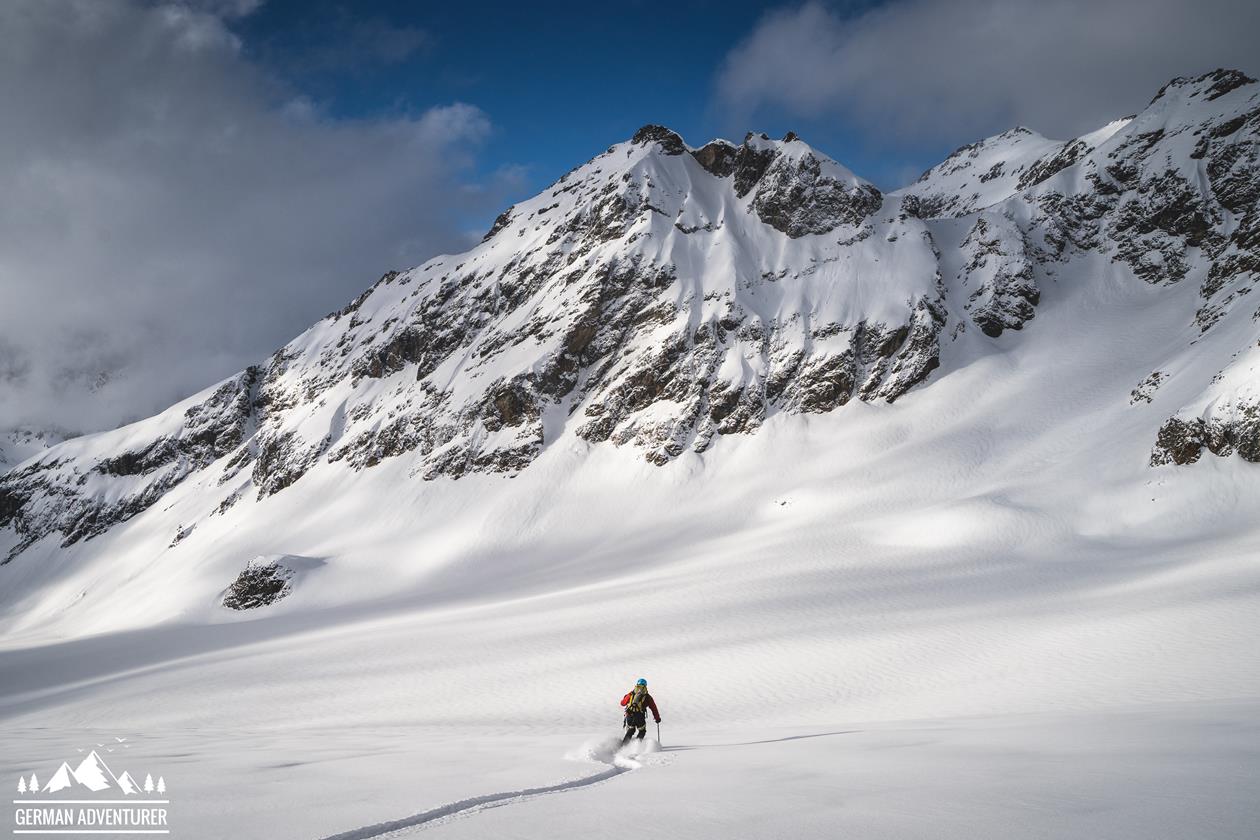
[
  {"xmin": 232, "ymin": 0, "xmax": 918, "ymax": 208},
  {"xmin": 227, "ymin": 0, "xmax": 1259, "ymax": 231}
]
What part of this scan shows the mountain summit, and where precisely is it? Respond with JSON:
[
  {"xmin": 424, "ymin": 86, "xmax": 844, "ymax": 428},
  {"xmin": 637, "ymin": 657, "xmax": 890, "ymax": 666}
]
[
  {"xmin": 1, "ymin": 70, "xmax": 1257, "ymax": 631},
  {"xmin": 42, "ymin": 751, "xmax": 122, "ymax": 794}
]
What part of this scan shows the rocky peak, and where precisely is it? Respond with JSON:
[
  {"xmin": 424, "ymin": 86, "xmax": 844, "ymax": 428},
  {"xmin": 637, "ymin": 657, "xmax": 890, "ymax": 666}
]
[
  {"xmin": 692, "ymin": 130, "xmax": 884, "ymax": 236},
  {"xmin": 691, "ymin": 139, "xmax": 739, "ymax": 177},
  {"xmin": 731, "ymin": 135, "xmax": 779, "ymax": 197},
  {"xmin": 746, "ymin": 142, "xmax": 882, "ymax": 237},
  {"xmin": 630, "ymin": 124, "xmax": 686, "ymax": 155},
  {"xmin": 1149, "ymin": 68, "xmax": 1257, "ymax": 107}
]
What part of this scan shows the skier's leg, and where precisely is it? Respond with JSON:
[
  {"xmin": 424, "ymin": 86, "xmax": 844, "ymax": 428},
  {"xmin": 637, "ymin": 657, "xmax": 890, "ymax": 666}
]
[
  {"xmin": 621, "ymin": 713, "xmax": 638, "ymax": 744},
  {"xmin": 622, "ymin": 711, "xmax": 645, "ymax": 745},
  {"xmin": 636, "ymin": 726, "xmax": 647, "ymax": 740}
]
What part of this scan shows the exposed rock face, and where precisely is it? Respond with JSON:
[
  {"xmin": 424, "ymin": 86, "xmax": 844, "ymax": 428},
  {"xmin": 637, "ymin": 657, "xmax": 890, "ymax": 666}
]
[
  {"xmin": 1, "ymin": 367, "xmax": 260, "ymax": 562},
  {"xmin": 904, "ymin": 70, "xmax": 1260, "ymax": 464},
  {"xmin": 1015, "ymin": 137, "xmax": 1093, "ymax": 191},
  {"xmin": 1151, "ymin": 403, "xmax": 1260, "ymax": 465},
  {"xmin": 222, "ymin": 558, "xmax": 296, "ymax": 610},
  {"xmin": 1025, "ymin": 72, "xmax": 1258, "ymax": 308},
  {"xmin": 482, "ymin": 207, "xmax": 514, "ymax": 242},
  {"xmin": 1026, "ymin": 73, "xmax": 1260, "ymax": 468},
  {"xmin": 691, "ymin": 140, "xmax": 738, "ymax": 178},
  {"xmin": 749, "ymin": 151, "xmax": 882, "ymax": 238},
  {"xmin": 732, "ymin": 133, "xmax": 779, "ymax": 197},
  {"xmin": 1130, "ymin": 371, "xmax": 1165, "ymax": 404},
  {"xmin": 701, "ymin": 133, "xmax": 883, "ymax": 237},
  {"xmin": 3, "ymin": 70, "xmax": 1260, "ymax": 563},
  {"xmin": 631, "ymin": 124, "xmax": 686, "ymax": 155},
  {"xmin": 958, "ymin": 215, "xmax": 1039, "ymax": 337}
]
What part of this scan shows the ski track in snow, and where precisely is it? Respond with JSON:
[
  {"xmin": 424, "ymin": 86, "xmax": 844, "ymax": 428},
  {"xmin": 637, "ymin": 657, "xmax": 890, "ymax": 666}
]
[{"xmin": 315, "ymin": 739, "xmax": 652, "ymax": 839}]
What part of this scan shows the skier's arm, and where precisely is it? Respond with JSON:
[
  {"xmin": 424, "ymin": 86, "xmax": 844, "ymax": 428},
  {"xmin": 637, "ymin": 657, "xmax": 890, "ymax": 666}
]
[{"xmin": 647, "ymin": 695, "xmax": 660, "ymax": 722}]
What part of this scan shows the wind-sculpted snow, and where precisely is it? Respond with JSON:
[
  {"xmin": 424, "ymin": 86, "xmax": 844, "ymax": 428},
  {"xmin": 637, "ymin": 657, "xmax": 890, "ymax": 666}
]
[{"xmin": 2, "ymin": 70, "xmax": 1260, "ymax": 570}]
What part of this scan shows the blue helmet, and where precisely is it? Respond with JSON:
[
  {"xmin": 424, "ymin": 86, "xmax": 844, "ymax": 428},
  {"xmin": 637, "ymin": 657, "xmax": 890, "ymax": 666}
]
[{"xmin": 636, "ymin": 678, "xmax": 647, "ymax": 686}]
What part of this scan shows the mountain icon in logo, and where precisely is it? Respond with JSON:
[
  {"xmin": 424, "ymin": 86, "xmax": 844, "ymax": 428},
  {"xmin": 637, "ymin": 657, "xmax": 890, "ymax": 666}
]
[
  {"xmin": 17, "ymin": 741, "xmax": 168, "ymax": 800},
  {"xmin": 115, "ymin": 771, "xmax": 141, "ymax": 795},
  {"xmin": 42, "ymin": 750, "xmax": 126, "ymax": 794}
]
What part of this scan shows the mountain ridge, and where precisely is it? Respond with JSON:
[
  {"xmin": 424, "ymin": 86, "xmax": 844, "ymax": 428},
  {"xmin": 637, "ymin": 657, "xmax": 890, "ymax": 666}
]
[{"xmin": 1, "ymin": 70, "xmax": 1258, "ymax": 630}]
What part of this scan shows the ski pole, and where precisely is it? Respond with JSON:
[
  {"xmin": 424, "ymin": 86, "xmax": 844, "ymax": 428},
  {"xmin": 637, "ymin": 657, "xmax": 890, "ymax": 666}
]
[{"xmin": 656, "ymin": 720, "xmax": 661, "ymax": 746}]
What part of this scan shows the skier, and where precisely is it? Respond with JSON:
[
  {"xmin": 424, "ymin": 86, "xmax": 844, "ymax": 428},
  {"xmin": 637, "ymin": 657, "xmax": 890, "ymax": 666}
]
[{"xmin": 620, "ymin": 678, "xmax": 661, "ymax": 744}]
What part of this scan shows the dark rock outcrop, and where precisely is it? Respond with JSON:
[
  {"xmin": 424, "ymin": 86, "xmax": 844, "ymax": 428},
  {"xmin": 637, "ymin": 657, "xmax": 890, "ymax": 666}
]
[
  {"xmin": 960, "ymin": 216, "xmax": 1039, "ymax": 337},
  {"xmin": 691, "ymin": 140, "xmax": 739, "ymax": 178},
  {"xmin": 750, "ymin": 152, "xmax": 882, "ymax": 238},
  {"xmin": 222, "ymin": 559, "xmax": 295, "ymax": 610},
  {"xmin": 482, "ymin": 207, "xmax": 514, "ymax": 242},
  {"xmin": 733, "ymin": 135, "xmax": 779, "ymax": 197},
  {"xmin": 1152, "ymin": 404, "xmax": 1260, "ymax": 466},
  {"xmin": 631, "ymin": 124, "xmax": 686, "ymax": 155}
]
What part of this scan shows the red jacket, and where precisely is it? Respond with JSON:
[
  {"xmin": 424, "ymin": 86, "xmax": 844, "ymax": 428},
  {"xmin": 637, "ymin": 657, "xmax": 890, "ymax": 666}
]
[{"xmin": 621, "ymin": 690, "xmax": 660, "ymax": 722}]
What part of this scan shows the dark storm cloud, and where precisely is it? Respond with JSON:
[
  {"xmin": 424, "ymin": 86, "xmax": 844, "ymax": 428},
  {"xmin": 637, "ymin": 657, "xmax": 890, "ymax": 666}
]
[
  {"xmin": 717, "ymin": 0, "xmax": 1260, "ymax": 157},
  {"xmin": 0, "ymin": 0, "xmax": 506, "ymax": 435}
]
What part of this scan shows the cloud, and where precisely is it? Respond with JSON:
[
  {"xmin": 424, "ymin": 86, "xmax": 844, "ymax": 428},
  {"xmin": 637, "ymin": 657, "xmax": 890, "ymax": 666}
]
[
  {"xmin": 250, "ymin": 10, "xmax": 433, "ymax": 77},
  {"xmin": 0, "ymin": 0, "xmax": 502, "ymax": 436},
  {"xmin": 717, "ymin": 0, "xmax": 1260, "ymax": 149}
]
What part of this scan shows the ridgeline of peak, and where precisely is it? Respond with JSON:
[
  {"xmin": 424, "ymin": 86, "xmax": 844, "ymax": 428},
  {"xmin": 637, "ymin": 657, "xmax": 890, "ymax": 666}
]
[
  {"xmin": 1, "ymin": 71, "xmax": 1259, "ymax": 627},
  {"xmin": 481, "ymin": 125, "xmax": 880, "ymax": 251},
  {"xmin": 630, "ymin": 124, "xmax": 687, "ymax": 155},
  {"xmin": 1149, "ymin": 68, "xmax": 1257, "ymax": 106},
  {"xmin": 629, "ymin": 124, "xmax": 813, "ymax": 154},
  {"xmin": 490, "ymin": 125, "xmax": 858, "ymax": 243}
]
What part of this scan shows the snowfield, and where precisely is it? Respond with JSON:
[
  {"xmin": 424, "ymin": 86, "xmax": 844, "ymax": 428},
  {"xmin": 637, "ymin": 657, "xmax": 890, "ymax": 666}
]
[
  {"xmin": 3, "ymin": 70, "xmax": 1260, "ymax": 839},
  {"xmin": 3, "ymin": 282, "xmax": 1258, "ymax": 836}
]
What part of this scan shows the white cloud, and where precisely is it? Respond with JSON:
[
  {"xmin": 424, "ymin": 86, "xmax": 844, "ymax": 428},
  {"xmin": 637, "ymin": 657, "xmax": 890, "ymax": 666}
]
[
  {"xmin": 717, "ymin": 0, "xmax": 1260, "ymax": 148},
  {"xmin": 0, "ymin": 0, "xmax": 503, "ymax": 435}
]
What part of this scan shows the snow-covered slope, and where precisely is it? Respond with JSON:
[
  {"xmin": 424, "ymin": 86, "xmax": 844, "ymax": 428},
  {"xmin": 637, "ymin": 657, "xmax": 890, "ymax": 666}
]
[
  {"xmin": 899, "ymin": 119, "xmax": 1133, "ymax": 218},
  {"xmin": 0, "ymin": 427, "xmax": 67, "ymax": 469},
  {"xmin": 2, "ymin": 70, "xmax": 1259, "ymax": 617},
  {"xmin": 1, "ymin": 69, "xmax": 1259, "ymax": 840}
]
